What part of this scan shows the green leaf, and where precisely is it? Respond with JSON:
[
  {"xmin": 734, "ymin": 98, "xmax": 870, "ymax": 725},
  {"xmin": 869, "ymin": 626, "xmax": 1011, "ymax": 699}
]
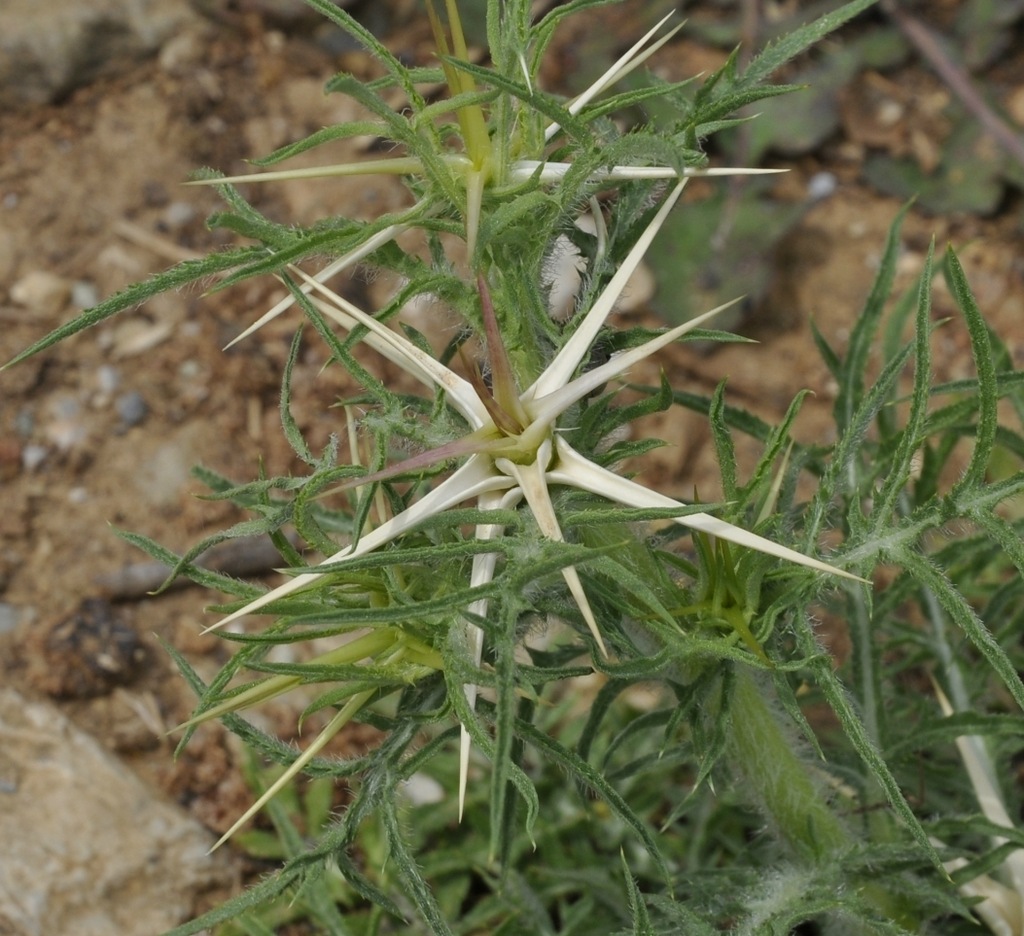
[
  {"xmin": 622, "ymin": 852, "xmax": 654, "ymax": 936},
  {"xmin": 303, "ymin": 0, "xmax": 426, "ymax": 109},
  {"xmin": 709, "ymin": 381, "xmax": 738, "ymax": 503},
  {"xmin": 443, "ymin": 56, "xmax": 593, "ymax": 146},
  {"xmin": 515, "ymin": 718, "xmax": 670, "ymax": 885},
  {"xmin": 735, "ymin": 0, "xmax": 879, "ymax": 92},
  {"xmin": 871, "ymin": 242, "xmax": 935, "ymax": 528},
  {"xmin": 111, "ymin": 528, "xmax": 264, "ymax": 599},
  {"xmin": 380, "ymin": 795, "xmax": 454, "ymax": 936},
  {"xmin": 3, "ymin": 248, "xmax": 262, "ymax": 368},
  {"xmin": 835, "ymin": 202, "xmax": 911, "ymax": 435},
  {"xmin": 791, "ymin": 616, "xmax": 947, "ymax": 874},
  {"xmin": 895, "ymin": 551, "xmax": 1024, "ymax": 714},
  {"xmin": 946, "ymin": 246, "xmax": 998, "ymax": 495},
  {"xmin": 163, "ymin": 865, "xmax": 305, "ymax": 935}
]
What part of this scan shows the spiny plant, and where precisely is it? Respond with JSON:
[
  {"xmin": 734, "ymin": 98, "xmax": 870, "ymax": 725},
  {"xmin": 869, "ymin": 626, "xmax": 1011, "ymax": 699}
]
[{"xmin": 8, "ymin": 0, "xmax": 1024, "ymax": 933}]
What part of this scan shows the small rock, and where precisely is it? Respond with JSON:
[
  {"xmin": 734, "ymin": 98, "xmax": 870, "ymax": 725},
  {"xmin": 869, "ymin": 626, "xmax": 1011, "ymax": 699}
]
[
  {"xmin": 84, "ymin": 688, "xmax": 164, "ymax": 753},
  {"xmin": 44, "ymin": 396, "xmax": 88, "ymax": 452},
  {"xmin": 0, "ymin": 0, "xmax": 200, "ymax": 107},
  {"xmin": 162, "ymin": 200, "xmax": 197, "ymax": 229},
  {"xmin": 71, "ymin": 279, "xmax": 100, "ymax": 309},
  {"xmin": 108, "ymin": 317, "xmax": 175, "ymax": 358},
  {"xmin": 133, "ymin": 423, "xmax": 204, "ymax": 511},
  {"xmin": 116, "ymin": 390, "xmax": 148, "ymax": 427},
  {"xmin": 21, "ymin": 444, "xmax": 47, "ymax": 472},
  {"xmin": 95, "ymin": 364, "xmax": 121, "ymax": 397},
  {"xmin": 239, "ymin": 0, "xmax": 331, "ymax": 28},
  {"xmin": 807, "ymin": 171, "xmax": 838, "ymax": 201},
  {"xmin": 26, "ymin": 599, "xmax": 147, "ymax": 699},
  {"xmin": 0, "ymin": 603, "xmax": 19, "ymax": 635},
  {"xmin": 402, "ymin": 772, "xmax": 446, "ymax": 806},
  {"xmin": 14, "ymin": 407, "xmax": 33, "ymax": 438},
  {"xmin": 0, "ymin": 688, "xmax": 230, "ymax": 935},
  {"xmin": 142, "ymin": 180, "xmax": 170, "ymax": 207},
  {"xmin": 158, "ymin": 30, "xmax": 204, "ymax": 75},
  {"xmin": 10, "ymin": 270, "xmax": 71, "ymax": 318}
]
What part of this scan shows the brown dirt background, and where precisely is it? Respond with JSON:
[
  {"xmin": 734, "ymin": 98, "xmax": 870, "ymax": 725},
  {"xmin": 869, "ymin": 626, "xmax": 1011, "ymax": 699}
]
[{"xmin": 1, "ymin": 0, "xmax": 1023, "ymax": 926}]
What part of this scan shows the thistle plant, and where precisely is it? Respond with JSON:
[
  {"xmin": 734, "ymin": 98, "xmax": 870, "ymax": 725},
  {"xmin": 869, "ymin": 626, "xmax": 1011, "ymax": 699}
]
[{"xmin": 9, "ymin": 0, "xmax": 1024, "ymax": 933}]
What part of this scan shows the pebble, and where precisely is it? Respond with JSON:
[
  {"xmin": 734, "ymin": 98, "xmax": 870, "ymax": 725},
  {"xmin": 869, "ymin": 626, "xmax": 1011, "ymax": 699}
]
[
  {"xmin": 10, "ymin": 270, "xmax": 72, "ymax": 318},
  {"xmin": 45, "ymin": 397, "xmax": 87, "ymax": 451},
  {"xmin": 158, "ymin": 31, "xmax": 203, "ymax": 76},
  {"xmin": 71, "ymin": 279, "xmax": 100, "ymax": 309},
  {"xmin": 402, "ymin": 772, "xmax": 446, "ymax": 806},
  {"xmin": 162, "ymin": 201, "xmax": 196, "ymax": 229},
  {"xmin": 0, "ymin": 603, "xmax": 18, "ymax": 635},
  {"xmin": 807, "ymin": 171, "xmax": 838, "ymax": 201},
  {"xmin": 116, "ymin": 390, "xmax": 148, "ymax": 427},
  {"xmin": 96, "ymin": 364, "xmax": 121, "ymax": 396},
  {"xmin": 28, "ymin": 599, "xmax": 146, "ymax": 699},
  {"xmin": 21, "ymin": 444, "xmax": 48, "ymax": 472},
  {"xmin": 14, "ymin": 408, "xmax": 33, "ymax": 438},
  {"xmin": 142, "ymin": 181, "xmax": 170, "ymax": 208},
  {"xmin": 0, "ymin": 0, "xmax": 200, "ymax": 108},
  {"xmin": 0, "ymin": 687, "xmax": 229, "ymax": 934}
]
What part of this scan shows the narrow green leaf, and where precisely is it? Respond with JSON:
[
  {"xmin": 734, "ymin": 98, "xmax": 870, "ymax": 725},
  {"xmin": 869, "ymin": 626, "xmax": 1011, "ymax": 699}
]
[
  {"xmin": 443, "ymin": 57, "xmax": 592, "ymax": 146},
  {"xmin": 946, "ymin": 246, "xmax": 998, "ymax": 495},
  {"xmin": 810, "ymin": 318, "xmax": 844, "ymax": 383},
  {"xmin": 380, "ymin": 796, "xmax": 454, "ymax": 935},
  {"xmin": 806, "ymin": 338, "xmax": 915, "ymax": 547},
  {"xmin": 248, "ymin": 120, "xmax": 397, "ymax": 166},
  {"xmin": 111, "ymin": 527, "xmax": 264, "ymax": 599},
  {"xmin": 836, "ymin": 202, "xmax": 910, "ymax": 434},
  {"xmin": 742, "ymin": 389, "xmax": 812, "ymax": 504},
  {"xmin": 280, "ymin": 327, "xmax": 316, "ymax": 466},
  {"xmin": 515, "ymin": 718, "xmax": 670, "ymax": 884},
  {"xmin": 896, "ymin": 551, "xmax": 1024, "ymax": 714},
  {"xmin": 3, "ymin": 248, "xmax": 261, "ymax": 368},
  {"xmin": 969, "ymin": 508, "xmax": 1024, "ymax": 578},
  {"xmin": 163, "ymin": 865, "xmax": 305, "ymax": 935},
  {"xmin": 709, "ymin": 381, "xmax": 738, "ymax": 502},
  {"xmin": 872, "ymin": 242, "xmax": 935, "ymax": 527},
  {"xmin": 303, "ymin": 0, "xmax": 425, "ymax": 108},
  {"xmin": 737, "ymin": 0, "xmax": 879, "ymax": 91},
  {"xmin": 791, "ymin": 616, "xmax": 947, "ymax": 874},
  {"xmin": 622, "ymin": 852, "xmax": 654, "ymax": 936}
]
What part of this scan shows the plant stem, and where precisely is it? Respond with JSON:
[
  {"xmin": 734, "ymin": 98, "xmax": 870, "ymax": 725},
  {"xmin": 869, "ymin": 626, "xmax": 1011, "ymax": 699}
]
[
  {"xmin": 728, "ymin": 668, "xmax": 849, "ymax": 864},
  {"xmin": 727, "ymin": 668, "xmax": 916, "ymax": 928}
]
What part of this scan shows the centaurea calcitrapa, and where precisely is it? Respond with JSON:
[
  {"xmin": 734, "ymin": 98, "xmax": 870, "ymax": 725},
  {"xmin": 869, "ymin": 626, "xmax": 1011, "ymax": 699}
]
[
  {"xmin": 170, "ymin": 0, "xmax": 878, "ymax": 839},
  {"xmin": 194, "ymin": 179, "xmax": 860, "ymax": 844},
  {"xmin": 25, "ymin": 0, "xmax": 1014, "ymax": 931}
]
